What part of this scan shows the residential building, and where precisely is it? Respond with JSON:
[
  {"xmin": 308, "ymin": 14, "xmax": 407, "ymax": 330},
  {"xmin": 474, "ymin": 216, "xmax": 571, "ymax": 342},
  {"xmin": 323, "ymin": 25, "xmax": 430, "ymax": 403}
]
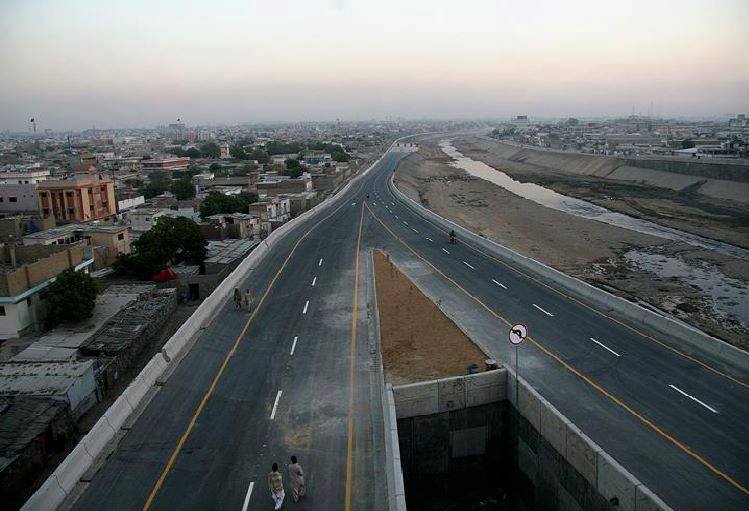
[
  {"xmin": 37, "ymin": 169, "xmax": 116, "ymax": 223},
  {"xmin": 0, "ymin": 185, "xmax": 40, "ymax": 215},
  {"xmin": 0, "ymin": 243, "xmax": 93, "ymax": 339},
  {"xmin": 23, "ymin": 224, "xmax": 131, "ymax": 268},
  {"xmin": 141, "ymin": 156, "xmax": 190, "ymax": 173},
  {"xmin": 220, "ymin": 142, "xmax": 230, "ymax": 159},
  {"xmin": 248, "ymin": 197, "xmax": 291, "ymax": 226},
  {"xmin": 125, "ymin": 208, "xmax": 165, "ymax": 232},
  {"xmin": 256, "ymin": 172, "xmax": 313, "ymax": 197},
  {"xmin": 206, "ymin": 213, "xmax": 268, "ymax": 239}
]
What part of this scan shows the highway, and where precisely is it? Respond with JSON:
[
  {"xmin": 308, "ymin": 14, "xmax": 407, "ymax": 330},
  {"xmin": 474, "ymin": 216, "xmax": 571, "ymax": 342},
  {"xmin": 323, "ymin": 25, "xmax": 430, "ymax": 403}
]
[{"xmin": 71, "ymin": 142, "xmax": 748, "ymax": 510}]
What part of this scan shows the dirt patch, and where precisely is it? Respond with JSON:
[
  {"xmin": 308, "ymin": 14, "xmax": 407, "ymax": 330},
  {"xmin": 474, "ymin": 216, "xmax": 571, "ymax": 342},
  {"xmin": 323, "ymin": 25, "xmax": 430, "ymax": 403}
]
[
  {"xmin": 374, "ymin": 250, "xmax": 487, "ymax": 385},
  {"xmin": 395, "ymin": 135, "xmax": 749, "ymax": 350}
]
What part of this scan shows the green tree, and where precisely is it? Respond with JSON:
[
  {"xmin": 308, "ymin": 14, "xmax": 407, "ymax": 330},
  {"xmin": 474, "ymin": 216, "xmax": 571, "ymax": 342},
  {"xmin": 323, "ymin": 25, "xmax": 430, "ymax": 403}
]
[
  {"xmin": 284, "ymin": 159, "xmax": 303, "ymax": 178},
  {"xmin": 681, "ymin": 139, "xmax": 696, "ymax": 149},
  {"xmin": 331, "ymin": 151, "xmax": 349, "ymax": 162},
  {"xmin": 199, "ymin": 192, "xmax": 258, "ymax": 219},
  {"xmin": 171, "ymin": 179, "xmax": 195, "ymax": 200},
  {"xmin": 185, "ymin": 147, "xmax": 202, "ymax": 158},
  {"xmin": 200, "ymin": 142, "xmax": 220, "ymax": 158},
  {"xmin": 230, "ymin": 144, "xmax": 249, "ymax": 160},
  {"xmin": 41, "ymin": 269, "xmax": 97, "ymax": 329},
  {"xmin": 265, "ymin": 140, "xmax": 303, "ymax": 155},
  {"xmin": 114, "ymin": 217, "xmax": 206, "ymax": 278},
  {"xmin": 250, "ymin": 149, "xmax": 270, "ymax": 163}
]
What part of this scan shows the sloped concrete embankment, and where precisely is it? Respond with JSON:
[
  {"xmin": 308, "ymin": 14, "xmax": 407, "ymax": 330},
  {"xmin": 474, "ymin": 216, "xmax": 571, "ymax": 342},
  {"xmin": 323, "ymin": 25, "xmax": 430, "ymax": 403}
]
[
  {"xmin": 385, "ymin": 369, "xmax": 671, "ymax": 510},
  {"xmin": 464, "ymin": 138, "xmax": 749, "ymax": 204}
]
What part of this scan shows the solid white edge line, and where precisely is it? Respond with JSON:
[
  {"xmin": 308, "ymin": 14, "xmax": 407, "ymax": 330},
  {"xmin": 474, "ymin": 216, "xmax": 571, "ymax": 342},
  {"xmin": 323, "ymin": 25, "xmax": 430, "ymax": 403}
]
[
  {"xmin": 533, "ymin": 303, "xmax": 554, "ymax": 317},
  {"xmin": 668, "ymin": 384, "xmax": 718, "ymax": 414},
  {"xmin": 290, "ymin": 336, "xmax": 298, "ymax": 356},
  {"xmin": 270, "ymin": 390, "xmax": 283, "ymax": 419},
  {"xmin": 442, "ymin": 248, "xmax": 450, "ymax": 254},
  {"xmin": 303, "ymin": 300, "xmax": 309, "ymax": 314},
  {"xmin": 242, "ymin": 481, "xmax": 255, "ymax": 511},
  {"xmin": 463, "ymin": 261, "xmax": 475, "ymax": 270},
  {"xmin": 492, "ymin": 279, "xmax": 507, "ymax": 289},
  {"xmin": 590, "ymin": 337, "xmax": 621, "ymax": 357}
]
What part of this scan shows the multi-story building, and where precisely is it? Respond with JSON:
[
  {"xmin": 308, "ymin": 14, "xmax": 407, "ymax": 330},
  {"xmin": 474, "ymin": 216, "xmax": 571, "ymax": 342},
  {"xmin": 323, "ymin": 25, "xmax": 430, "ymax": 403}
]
[
  {"xmin": 37, "ymin": 168, "xmax": 116, "ymax": 223},
  {"xmin": 141, "ymin": 156, "xmax": 190, "ymax": 173},
  {"xmin": 22, "ymin": 224, "xmax": 131, "ymax": 268}
]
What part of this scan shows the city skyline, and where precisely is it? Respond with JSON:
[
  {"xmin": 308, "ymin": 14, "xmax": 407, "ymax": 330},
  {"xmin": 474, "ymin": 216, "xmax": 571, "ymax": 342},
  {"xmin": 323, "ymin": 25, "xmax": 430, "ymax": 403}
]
[{"xmin": 1, "ymin": 0, "xmax": 748, "ymax": 131}]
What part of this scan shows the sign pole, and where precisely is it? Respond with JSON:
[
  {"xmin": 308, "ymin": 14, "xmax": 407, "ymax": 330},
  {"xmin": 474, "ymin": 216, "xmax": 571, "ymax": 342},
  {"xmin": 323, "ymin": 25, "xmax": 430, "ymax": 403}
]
[
  {"xmin": 515, "ymin": 344, "xmax": 519, "ymax": 406},
  {"xmin": 508, "ymin": 323, "xmax": 527, "ymax": 408}
]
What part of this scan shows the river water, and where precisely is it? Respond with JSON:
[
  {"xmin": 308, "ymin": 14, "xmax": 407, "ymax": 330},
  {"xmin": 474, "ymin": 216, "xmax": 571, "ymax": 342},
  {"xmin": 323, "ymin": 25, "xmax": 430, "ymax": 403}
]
[{"xmin": 440, "ymin": 140, "xmax": 749, "ymax": 261}]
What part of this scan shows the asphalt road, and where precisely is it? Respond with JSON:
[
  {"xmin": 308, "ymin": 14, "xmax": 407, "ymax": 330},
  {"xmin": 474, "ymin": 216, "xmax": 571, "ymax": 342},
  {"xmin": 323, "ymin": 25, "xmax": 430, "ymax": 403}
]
[{"xmin": 71, "ymin": 143, "xmax": 748, "ymax": 510}]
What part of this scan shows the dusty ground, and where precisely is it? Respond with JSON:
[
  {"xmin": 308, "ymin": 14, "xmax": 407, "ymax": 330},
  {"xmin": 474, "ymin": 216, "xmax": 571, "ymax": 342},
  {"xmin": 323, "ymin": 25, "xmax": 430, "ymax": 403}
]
[
  {"xmin": 374, "ymin": 250, "xmax": 487, "ymax": 385},
  {"xmin": 394, "ymin": 135, "xmax": 749, "ymax": 350},
  {"xmin": 453, "ymin": 136, "xmax": 749, "ymax": 249}
]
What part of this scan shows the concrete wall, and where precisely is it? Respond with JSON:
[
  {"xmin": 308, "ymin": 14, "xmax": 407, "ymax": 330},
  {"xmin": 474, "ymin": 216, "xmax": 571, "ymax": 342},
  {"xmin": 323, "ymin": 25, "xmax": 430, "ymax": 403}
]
[{"xmin": 390, "ymin": 370, "xmax": 672, "ymax": 511}]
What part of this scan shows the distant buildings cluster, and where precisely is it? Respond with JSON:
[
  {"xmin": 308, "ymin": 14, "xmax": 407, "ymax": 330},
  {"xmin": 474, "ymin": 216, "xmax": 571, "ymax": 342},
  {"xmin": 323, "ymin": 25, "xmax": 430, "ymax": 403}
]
[{"xmin": 492, "ymin": 114, "xmax": 749, "ymax": 159}]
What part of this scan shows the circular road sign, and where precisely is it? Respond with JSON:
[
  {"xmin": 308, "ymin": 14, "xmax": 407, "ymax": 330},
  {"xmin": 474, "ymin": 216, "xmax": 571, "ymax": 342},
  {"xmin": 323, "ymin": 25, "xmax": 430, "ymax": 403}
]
[{"xmin": 509, "ymin": 324, "xmax": 528, "ymax": 345}]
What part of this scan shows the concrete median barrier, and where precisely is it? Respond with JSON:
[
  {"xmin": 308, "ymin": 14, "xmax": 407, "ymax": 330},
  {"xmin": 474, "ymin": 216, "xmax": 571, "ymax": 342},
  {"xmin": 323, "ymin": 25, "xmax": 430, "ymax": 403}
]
[
  {"xmin": 22, "ymin": 475, "xmax": 67, "ymax": 511},
  {"xmin": 388, "ymin": 174, "xmax": 749, "ymax": 373}
]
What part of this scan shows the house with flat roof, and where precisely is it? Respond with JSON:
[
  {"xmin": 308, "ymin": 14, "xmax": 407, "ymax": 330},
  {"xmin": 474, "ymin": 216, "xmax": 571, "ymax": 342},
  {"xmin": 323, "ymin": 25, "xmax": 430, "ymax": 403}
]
[{"xmin": 0, "ymin": 243, "xmax": 93, "ymax": 339}]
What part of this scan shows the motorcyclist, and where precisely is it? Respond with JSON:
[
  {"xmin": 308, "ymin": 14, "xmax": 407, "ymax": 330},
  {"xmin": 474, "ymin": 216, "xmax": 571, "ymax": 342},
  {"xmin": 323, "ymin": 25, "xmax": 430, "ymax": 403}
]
[{"xmin": 449, "ymin": 229, "xmax": 456, "ymax": 244}]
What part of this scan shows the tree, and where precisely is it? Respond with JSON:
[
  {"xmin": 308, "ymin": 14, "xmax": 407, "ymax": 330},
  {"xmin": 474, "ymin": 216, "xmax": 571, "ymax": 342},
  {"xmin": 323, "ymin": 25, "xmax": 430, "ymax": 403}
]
[
  {"xmin": 331, "ymin": 150, "xmax": 349, "ymax": 162},
  {"xmin": 185, "ymin": 147, "xmax": 202, "ymax": 158},
  {"xmin": 230, "ymin": 144, "xmax": 249, "ymax": 160},
  {"xmin": 284, "ymin": 159, "xmax": 303, "ymax": 178},
  {"xmin": 199, "ymin": 192, "xmax": 258, "ymax": 219},
  {"xmin": 265, "ymin": 140, "xmax": 303, "ymax": 155},
  {"xmin": 681, "ymin": 139, "xmax": 696, "ymax": 149},
  {"xmin": 200, "ymin": 142, "xmax": 220, "ymax": 158},
  {"xmin": 250, "ymin": 149, "xmax": 270, "ymax": 163},
  {"xmin": 114, "ymin": 217, "xmax": 205, "ymax": 278},
  {"xmin": 41, "ymin": 269, "xmax": 97, "ymax": 329},
  {"xmin": 171, "ymin": 179, "xmax": 195, "ymax": 200}
]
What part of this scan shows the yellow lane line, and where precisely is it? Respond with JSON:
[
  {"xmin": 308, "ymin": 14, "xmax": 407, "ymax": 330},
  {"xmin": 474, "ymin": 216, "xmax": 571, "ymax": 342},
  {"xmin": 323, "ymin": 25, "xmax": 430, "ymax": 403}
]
[
  {"xmin": 366, "ymin": 202, "xmax": 749, "ymax": 497},
  {"xmin": 390, "ymin": 183, "xmax": 749, "ymax": 390},
  {"xmin": 141, "ymin": 187, "xmax": 364, "ymax": 510},
  {"xmin": 344, "ymin": 203, "xmax": 365, "ymax": 511}
]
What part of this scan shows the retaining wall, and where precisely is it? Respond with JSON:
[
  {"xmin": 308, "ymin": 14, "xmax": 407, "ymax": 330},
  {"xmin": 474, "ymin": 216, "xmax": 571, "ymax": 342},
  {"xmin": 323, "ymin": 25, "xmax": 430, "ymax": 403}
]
[
  {"xmin": 388, "ymin": 174, "xmax": 749, "ymax": 374},
  {"xmin": 391, "ymin": 370, "xmax": 672, "ymax": 511}
]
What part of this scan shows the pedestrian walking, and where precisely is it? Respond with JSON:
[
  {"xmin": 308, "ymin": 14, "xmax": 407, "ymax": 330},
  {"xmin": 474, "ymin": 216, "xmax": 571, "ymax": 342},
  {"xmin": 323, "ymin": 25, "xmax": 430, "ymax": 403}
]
[
  {"xmin": 288, "ymin": 455, "xmax": 306, "ymax": 502},
  {"xmin": 244, "ymin": 288, "xmax": 253, "ymax": 312},
  {"xmin": 233, "ymin": 288, "xmax": 242, "ymax": 310},
  {"xmin": 268, "ymin": 463, "xmax": 285, "ymax": 510}
]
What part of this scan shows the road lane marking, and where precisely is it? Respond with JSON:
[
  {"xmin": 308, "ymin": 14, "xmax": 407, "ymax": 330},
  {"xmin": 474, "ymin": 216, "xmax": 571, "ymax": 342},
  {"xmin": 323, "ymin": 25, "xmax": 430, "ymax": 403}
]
[
  {"xmin": 463, "ymin": 261, "xmax": 475, "ymax": 270},
  {"xmin": 533, "ymin": 304, "xmax": 554, "ymax": 317},
  {"xmin": 270, "ymin": 391, "xmax": 283, "ymax": 419},
  {"xmin": 364, "ymin": 201, "xmax": 749, "ymax": 497},
  {"xmin": 442, "ymin": 248, "xmax": 450, "ymax": 254},
  {"xmin": 290, "ymin": 336, "xmax": 298, "ymax": 356},
  {"xmin": 241, "ymin": 481, "xmax": 254, "ymax": 511},
  {"xmin": 669, "ymin": 385, "xmax": 718, "ymax": 414},
  {"xmin": 590, "ymin": 337, "xmax": 621, "ymax": 357},
  {"xmin": 395, "ymin": 215, "xmax": 399, "ymax": 219},
  {"xmin": 403, "ymin": 221, "xmax": 408, "ymax": 226},
  {"xmin": 391, "ymin": 202, "xmax": 394, "ymax": 205},
  {"xmin": 411, "ymin": 228, "xmax": 419, "ymax": 233},
  {"xmin": 492, "ymin": 279, "xmax": 507, "ymax": 289},
  {"xmin": 303, "ymin": 300, "xmax": 309, "ymax": 314},
  {"xmin": 426, "ymin": 237, "xmax": 433, "ymax": 242},
  {"xmin": 318, "ymin": 258, "xmax": 323, "ymax": 266},
  {"xmin": 344, "ymin": 204, "xmax": 365, "ymax": 511},
  {"xmin": 312, "ymin": 276, "xmax": 317, "ymax": 287}
]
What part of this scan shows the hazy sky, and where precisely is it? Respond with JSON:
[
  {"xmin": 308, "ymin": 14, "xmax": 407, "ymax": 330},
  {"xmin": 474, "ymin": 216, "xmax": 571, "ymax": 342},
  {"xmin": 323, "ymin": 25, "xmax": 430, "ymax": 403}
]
[{"xmin": 1, "ymin": 0, "xmax": 747, "ymax": 130}]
